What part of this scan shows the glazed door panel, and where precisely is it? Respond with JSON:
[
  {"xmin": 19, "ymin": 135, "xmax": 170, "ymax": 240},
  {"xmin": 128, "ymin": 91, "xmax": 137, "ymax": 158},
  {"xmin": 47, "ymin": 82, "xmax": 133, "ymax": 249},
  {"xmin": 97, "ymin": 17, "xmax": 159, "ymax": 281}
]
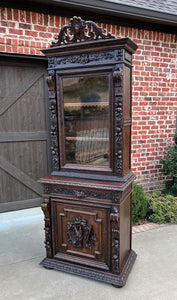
[{"xmin": 52, "ymin": 200, "xmax": 110, "ymax": 270}]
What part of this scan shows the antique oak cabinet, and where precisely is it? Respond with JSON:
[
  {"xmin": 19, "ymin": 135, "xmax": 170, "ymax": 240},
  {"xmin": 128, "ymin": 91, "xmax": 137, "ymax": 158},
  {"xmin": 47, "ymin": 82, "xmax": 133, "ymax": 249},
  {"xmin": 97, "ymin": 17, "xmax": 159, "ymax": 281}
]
[{"xmin": 39, "ymin": 17, "xmax": 138, "ymax": 287}]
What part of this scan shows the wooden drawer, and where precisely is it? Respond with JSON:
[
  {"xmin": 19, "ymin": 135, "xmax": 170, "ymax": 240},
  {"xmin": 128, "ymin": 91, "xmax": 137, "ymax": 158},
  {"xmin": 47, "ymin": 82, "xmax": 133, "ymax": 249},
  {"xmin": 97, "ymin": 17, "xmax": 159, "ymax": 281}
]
[{"xmin": 51, "ymin": 199, "xmax": 110, "ymax": 271}]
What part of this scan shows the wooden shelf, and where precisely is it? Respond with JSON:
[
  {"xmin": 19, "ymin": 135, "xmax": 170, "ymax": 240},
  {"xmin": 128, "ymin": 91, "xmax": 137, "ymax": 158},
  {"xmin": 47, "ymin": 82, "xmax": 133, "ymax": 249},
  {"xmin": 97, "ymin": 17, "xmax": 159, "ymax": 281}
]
[
  {"xmin": 64, "ymin": 102, "xmax": 108, "ymax": 107},
  {"xmin": 65, "ymin": 136, "xmax": 109, "ymax": 141}
]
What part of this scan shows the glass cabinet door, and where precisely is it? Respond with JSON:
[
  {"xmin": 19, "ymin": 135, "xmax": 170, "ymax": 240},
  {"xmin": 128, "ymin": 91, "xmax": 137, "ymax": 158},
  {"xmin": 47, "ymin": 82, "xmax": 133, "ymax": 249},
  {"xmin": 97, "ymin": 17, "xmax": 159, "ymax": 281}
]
[{"xmin": 62, "ymin": 74, "xmax": 110, "ymax": 167}]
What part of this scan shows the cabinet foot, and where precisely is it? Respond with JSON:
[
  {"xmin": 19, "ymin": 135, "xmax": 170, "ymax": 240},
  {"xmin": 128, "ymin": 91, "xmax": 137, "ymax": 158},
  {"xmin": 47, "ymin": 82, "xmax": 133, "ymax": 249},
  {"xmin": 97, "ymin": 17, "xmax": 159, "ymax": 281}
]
[{"xmin": 112, "ymin": 284, "xmax": 123, "ymax": 288}]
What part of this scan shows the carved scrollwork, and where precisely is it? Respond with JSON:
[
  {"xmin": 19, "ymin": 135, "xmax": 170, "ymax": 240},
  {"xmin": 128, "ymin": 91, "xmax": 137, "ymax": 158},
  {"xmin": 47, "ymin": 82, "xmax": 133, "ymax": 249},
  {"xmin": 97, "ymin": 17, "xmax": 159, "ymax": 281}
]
[
  {"xmin": 56, "ymin": 51, "xmax": 114, "ymax": 66},
  {"xmin": 113, "ymin": 66, "xmax": 123, "ymax": 81},
  {"xmin": 73, "ymin": 190, "xmax": 86, "ymax": 199},
  {"xmin": 46, "ymin": 186, "xmax": 111, "ymax": 200},
  {"xmin": 110, "ymin": 206, "xmax": 120, "ymax": 274},
  {"xmin": 46, "ymin": 75, "xmax": 55, "ymax": 92},
  {"xmin": 41, "ymin": 197, "xmax": 52, "ymax": 258},
  {"xmin": 41, "ymin": 197, "xmax": 50, "ymax": 219},
  {"xmin": 67, "ymin": 216, "xmax": 96, "ymax": 249},
  {"xmin": 51, "ymin": 16, "xmax": 115, "ymax": 47},
  {"xmin": 46, "ymin": 70, "xmax": 59, "ymax": 171}
]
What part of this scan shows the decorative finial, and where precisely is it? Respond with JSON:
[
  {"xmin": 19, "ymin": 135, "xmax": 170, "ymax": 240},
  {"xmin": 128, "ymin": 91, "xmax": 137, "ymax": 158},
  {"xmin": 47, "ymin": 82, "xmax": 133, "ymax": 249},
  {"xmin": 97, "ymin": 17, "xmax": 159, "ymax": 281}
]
[{"xmin": 51, "ymin": 16, "xmax": 115, "ymax": 47}]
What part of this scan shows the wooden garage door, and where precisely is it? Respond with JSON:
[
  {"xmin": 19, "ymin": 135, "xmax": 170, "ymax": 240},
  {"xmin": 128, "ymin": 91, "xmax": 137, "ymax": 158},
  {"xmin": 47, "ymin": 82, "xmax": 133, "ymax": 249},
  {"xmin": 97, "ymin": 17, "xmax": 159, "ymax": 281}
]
[{"xmin": 0, "ymin": 56, "xmax": 49, "ymax": 212}]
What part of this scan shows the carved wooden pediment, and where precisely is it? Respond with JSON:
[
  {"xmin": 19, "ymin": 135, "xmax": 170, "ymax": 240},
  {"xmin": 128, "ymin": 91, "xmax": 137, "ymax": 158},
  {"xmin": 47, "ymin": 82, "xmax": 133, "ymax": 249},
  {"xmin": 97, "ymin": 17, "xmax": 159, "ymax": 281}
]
[{"xmin": 51, "ymin": 16, "xmax": 115, "ymax": 47}]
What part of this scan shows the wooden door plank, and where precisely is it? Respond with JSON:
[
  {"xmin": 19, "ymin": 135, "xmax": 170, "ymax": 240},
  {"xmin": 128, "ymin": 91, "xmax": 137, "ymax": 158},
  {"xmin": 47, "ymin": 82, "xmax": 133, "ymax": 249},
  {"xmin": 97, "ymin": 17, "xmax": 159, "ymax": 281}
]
[
  {"xmin": 0, "ymin": 131, "xmax": 48, "ymax": 142},
  {"xmin": 0, "ymin": 155, "xmax": 42, "ymax": 196},
  {"xmin": 0, "ymin": 197, "xmax": 42, "ymax": 212},
  {"xmin": 0, "ymin": 71, "xmax": 43, "ymax": 116}
]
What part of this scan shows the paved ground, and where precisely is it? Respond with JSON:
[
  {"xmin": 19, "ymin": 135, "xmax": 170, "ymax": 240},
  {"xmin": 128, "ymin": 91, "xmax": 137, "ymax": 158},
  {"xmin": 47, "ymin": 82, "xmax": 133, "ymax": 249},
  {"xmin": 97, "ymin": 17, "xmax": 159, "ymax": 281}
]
[{"xmin": 0, "ymin": 207, "xmax": 177, "ymax": 300}]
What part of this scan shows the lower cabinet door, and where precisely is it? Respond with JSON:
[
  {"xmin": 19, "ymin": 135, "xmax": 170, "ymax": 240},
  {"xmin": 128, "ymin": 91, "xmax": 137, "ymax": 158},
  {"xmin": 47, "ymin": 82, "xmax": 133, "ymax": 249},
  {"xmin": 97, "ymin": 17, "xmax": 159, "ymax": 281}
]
[{"xmin": 51, "ymin": 199, "xmax": 110, "ymax": 271}]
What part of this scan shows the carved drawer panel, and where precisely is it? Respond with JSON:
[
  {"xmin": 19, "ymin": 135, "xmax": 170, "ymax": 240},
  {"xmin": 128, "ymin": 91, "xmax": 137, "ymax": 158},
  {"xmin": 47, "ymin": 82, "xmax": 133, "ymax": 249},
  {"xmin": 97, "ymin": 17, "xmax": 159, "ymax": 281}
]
[{"xmin": 52, "ymin": 200, "xmax": 110, "ymax": 270}]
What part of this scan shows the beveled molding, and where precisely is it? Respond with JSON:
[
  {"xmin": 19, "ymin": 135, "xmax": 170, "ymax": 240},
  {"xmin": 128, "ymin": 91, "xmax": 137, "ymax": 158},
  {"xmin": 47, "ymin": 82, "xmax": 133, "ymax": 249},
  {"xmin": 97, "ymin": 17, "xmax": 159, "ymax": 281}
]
[{"xmin": 40, "ymin": 250, "xmax": 137, "ymax": 287}]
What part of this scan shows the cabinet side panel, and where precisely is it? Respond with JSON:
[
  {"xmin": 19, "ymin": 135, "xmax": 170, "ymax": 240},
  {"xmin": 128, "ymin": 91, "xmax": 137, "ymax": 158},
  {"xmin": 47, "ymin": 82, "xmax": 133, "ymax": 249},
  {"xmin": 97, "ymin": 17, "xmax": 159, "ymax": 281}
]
[
  {"xmin": 123, "ymin": 125, "xmax": 131, "ymax": 175},
  {"xmin": 123, "ymin": 64, "xmax": 132, "ymax": 176},
  {"xmin": 119, "ymin": 194, "xmax": 131, "ymax": 270},
  {"xmin": 123, "ymin": 65, "xmax": 131, "ymax": 120}
]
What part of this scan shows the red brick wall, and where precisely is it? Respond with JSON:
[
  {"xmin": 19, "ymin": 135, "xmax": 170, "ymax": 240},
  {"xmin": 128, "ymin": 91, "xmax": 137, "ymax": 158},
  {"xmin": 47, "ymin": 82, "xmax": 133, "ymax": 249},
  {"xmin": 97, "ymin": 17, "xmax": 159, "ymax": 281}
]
[{"xmin": 1, "ymin": 7, "xmax": 177, "ymax": 192}]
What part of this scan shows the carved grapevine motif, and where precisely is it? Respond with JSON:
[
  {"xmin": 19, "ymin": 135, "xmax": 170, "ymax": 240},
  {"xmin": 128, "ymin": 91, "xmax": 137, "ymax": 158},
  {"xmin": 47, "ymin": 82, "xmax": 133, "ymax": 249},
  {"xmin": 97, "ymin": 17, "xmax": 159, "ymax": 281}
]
[
  {"xmin": 67, "ymin": 216, "xmax": 96, "ymax": 249},
  {"xmin": 113, "ymin": 64, "xmax": 123, "ymax": 175},
  {"xmin": 51, "ymin": 16, "xmax": 115, "ymax": 47}
]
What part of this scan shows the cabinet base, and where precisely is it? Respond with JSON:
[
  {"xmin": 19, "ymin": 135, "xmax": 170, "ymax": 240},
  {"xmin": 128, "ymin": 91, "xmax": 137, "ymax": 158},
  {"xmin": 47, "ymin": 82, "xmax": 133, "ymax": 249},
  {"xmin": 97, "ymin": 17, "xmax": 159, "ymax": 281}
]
[{"xmin": 40, "ymin": 250, "xmax": 137, "ymax": 287}]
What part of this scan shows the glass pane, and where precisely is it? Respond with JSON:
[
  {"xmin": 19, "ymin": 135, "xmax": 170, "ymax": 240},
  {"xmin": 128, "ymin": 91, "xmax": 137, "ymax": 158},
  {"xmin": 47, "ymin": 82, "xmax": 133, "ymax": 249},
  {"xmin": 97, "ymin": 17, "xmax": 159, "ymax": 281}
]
[{"xmin": 63, "ymin": 75, "xmax": 109, "ymax": 167}]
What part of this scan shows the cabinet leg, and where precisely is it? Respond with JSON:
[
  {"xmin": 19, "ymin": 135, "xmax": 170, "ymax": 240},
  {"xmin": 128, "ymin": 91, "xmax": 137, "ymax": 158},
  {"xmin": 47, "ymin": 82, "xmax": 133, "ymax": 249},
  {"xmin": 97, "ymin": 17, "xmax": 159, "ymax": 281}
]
[{"xmin": 112, "ymin": 284, "xmax": 123, "ymax": 288}]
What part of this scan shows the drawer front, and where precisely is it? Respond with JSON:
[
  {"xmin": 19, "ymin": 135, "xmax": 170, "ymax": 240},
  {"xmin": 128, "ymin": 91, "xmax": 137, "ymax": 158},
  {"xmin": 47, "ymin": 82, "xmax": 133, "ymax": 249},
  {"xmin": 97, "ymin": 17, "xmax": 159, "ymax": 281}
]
[{"xmin": 52, "ymin": 199, "xmax": 110, "ymax": 270}]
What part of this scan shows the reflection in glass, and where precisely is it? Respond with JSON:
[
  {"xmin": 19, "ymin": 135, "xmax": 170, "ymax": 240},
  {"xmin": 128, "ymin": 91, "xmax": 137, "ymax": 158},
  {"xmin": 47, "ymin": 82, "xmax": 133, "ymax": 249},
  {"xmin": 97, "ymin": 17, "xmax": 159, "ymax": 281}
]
[{"xmin": 63, "ymin": 75, "xmax": 109, "ymax": 167}]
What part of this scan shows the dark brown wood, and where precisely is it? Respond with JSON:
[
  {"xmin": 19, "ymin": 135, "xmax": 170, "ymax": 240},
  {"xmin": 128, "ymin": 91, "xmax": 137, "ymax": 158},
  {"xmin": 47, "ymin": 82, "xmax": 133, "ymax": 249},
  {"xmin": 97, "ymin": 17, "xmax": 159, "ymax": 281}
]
[
  {"xmin": 0, "ymin": 58, "xmax": 50, "ymax": 212},
  {"xmin": 40, "ymin": 17, "xmax": 137, "ymax": 287},
  {"xmin": 51, "ymin": 16, "xmax": 115, "ymax": 47}
]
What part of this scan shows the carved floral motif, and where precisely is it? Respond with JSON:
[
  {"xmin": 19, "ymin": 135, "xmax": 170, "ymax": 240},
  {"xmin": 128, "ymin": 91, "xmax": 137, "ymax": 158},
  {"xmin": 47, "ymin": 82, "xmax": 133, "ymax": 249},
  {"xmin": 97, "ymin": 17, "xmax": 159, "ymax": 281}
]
[
  {"xmin": 51, "ymin": 16, "xmax": 115, "ymax": 47},
  {"xmin": 67, "ymin": 216, "xmax": 96, "ymax": 249},
  {"xmin": 112, "ymin": 193, "xmax": 120, "ymax": 203},
  {"xmin": 113, "ymin": 65, "xmax": 123, "ymax": 175},
  {"xmin": 115, "ymin": 49, "xmax": 124, "ymax": 61},
  {"xmin": 110, "ymin": 206, "xmax": 120, "ymax": 274},
  {"xmin": 56, "ymin": 51, "xmax": 114, "ymax": 65},
  {"xmin": 45, "ymin": 186, "xmax": 112, "ymax": 200}
]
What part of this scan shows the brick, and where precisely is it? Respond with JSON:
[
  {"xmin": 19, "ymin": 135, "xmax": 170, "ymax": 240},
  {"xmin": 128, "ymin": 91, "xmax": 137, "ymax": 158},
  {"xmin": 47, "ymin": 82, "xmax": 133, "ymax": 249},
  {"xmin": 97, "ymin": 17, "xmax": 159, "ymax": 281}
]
[
  {"xmin": 19, "ymin": 23, "xmax": 31, "ymax": 29},
  {"xmin": 0, "ymin": 28, "xmax": 6, "ymax": 33},
  {"xmin": 50, "ymin": 15, "xmax": 54, "ymax": 27},
  {"xmin": 9, "ymin": 28, "xmax": 23, "ymax": 36},
  {"xmin": 34, "ymin": 25, "xmax": 46, "ymax": 31},
  {"xmin": 19, "ymin": 10, "xmax": 26, "ymax": 22},
  {"xmin": 39, "ymin": 32, "xmax": 52, "ymax": 38},
  {"xmin": 44, "ymin": 14, "xmax": 49, "ymax": 26},
  {"xmin": 13, "ymin": 9, "xmax": 19, "ymax": 21},
  {"xmin": 0, "ymin": 45, "xmax": 5, "ymax": 51},
  {"xmin": 25, "ymin": 30, "xmax": 38, "ymax": 37},
  {"xmin": 37, "ymin": 13, "xmax": 43, "ymax": 25},
  {"xmin": 31, "ymin": 12, "xmax": 37, "ymax": 24},
  {"xmin": 7, "ymin": 8, "xmax": 12, "ymax": 20},
  {"xmin": 26, "ymin": 11, "xmax": 31, "ymax": 23}
]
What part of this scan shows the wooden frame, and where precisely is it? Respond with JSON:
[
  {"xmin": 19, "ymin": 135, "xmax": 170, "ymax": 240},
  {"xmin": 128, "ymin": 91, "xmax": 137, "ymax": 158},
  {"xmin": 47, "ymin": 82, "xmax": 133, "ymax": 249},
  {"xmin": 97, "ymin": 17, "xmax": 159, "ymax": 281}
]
[
  {"xmin": 0, "ymin": 54, "xmax": 50, "ymax": 212},
  {"xmin": 56, "ymin": 68, "xmax": 113, "ymax": 174}
]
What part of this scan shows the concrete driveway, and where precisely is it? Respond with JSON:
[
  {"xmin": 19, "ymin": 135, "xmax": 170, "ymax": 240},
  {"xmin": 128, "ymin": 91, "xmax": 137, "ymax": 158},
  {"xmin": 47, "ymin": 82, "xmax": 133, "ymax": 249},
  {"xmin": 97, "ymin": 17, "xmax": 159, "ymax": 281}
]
[{"xmin": 0, "ymin": 207, "xmax": 177, "ymax": 300}]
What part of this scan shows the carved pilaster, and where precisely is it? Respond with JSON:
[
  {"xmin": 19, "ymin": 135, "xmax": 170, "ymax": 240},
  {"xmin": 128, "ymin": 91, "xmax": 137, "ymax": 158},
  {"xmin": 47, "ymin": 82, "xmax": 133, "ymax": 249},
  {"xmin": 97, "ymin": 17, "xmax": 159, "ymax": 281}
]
[
  {"xmin": 46, "ymin": 69, "xmax": 59, "ymax": 171},
  {"xmin": 110, "ymin": 206, "xmax": 120, "ymax": 274},
  {"xmin": 41, "ymin": 197, "xmax": 52, "ymax": 258},
  {"xmin": 113, "ymin": 65, "xmax": 123, "ymax": 176}
]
